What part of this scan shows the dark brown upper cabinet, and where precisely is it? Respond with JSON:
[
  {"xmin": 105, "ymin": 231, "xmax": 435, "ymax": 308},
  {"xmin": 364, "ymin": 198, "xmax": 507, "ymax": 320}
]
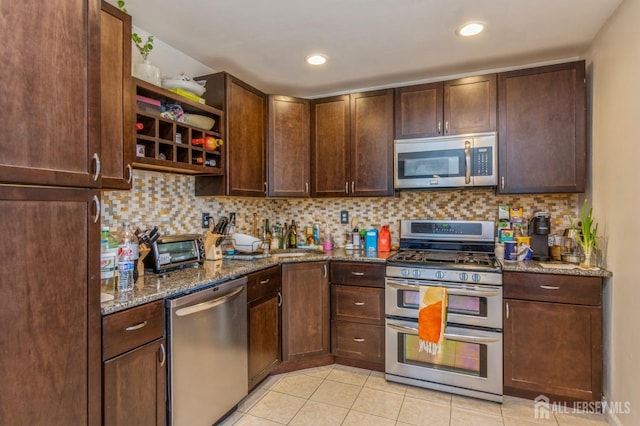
[
  {"xmin": 498, "ymin": 61, "xmax": 586, "ymax": 193},
  {"xmin": 311, "ymin": 89, "xmax": 394, "ymax": 197},
  {"xmin": 268, "ymin": 95, "xmax": 310, "ymax": 197},
  {"xmin": 395, "ymin": 74, "xmax": 497, "ymax": 139}
]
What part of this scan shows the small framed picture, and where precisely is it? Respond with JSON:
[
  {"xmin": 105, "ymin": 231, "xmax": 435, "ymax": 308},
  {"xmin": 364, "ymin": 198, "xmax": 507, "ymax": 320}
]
[{"xmin": 136, "ymin": 144, "xmax": 145, "ymax": 157}]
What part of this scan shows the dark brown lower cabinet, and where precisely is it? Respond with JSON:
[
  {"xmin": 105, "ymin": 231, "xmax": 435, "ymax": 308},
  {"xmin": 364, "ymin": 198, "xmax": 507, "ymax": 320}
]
[
  {"xmin": 102, "ymin": 300, "xmax": 166, "ymax": 426},
  {"xmin": 247, "ymin": 266, "xmax": 282, "ymax": 389},
  {"xmin": 282, "ymin": 262, "xmax": 330, "ymax": 361},
  {"xmin": 330, "ymin": 262, "xmax": 385, "ymax": 371},
  {"xmin": 503, "ymin": 272, "xmax": 603, "ymax": 403}
]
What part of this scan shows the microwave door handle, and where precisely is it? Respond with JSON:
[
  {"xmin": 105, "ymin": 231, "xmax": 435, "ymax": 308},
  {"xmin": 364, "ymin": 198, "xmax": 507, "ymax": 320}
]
[{"xmin": 464, "ymin": 140, "xmax": 471, "ymax": 184}]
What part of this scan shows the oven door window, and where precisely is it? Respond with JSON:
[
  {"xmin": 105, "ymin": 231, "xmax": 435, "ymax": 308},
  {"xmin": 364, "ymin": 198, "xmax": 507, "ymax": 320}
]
[
  {"xmin": 395, "ymin": 288, "xmax": 487, "ymax": 318},
  {"xmin": 399, "ymin": 332, "xmax": 487, "ymax": 377}
]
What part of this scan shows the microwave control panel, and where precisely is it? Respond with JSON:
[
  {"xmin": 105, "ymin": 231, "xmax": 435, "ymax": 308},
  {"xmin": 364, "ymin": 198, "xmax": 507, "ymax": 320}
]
[{"xmin": 472, "ymin": 147, "xmax": 493, "ymax": 176}]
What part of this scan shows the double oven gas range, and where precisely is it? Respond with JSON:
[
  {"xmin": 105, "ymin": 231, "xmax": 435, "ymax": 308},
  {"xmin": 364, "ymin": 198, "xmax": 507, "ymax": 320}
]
[{"xmin": 385, "ymin": 219, "xmax": 503, "ymax": 402}]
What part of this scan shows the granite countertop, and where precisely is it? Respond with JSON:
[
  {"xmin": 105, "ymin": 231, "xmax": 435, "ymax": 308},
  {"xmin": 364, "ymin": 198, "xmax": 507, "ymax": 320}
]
[
  {"xmin": 500, "ymin": 259, "xmax": 612, "ymax": 278},
  {"xmin": 101, "ymin": 248, "xmax": 393, "ymax": 315}
]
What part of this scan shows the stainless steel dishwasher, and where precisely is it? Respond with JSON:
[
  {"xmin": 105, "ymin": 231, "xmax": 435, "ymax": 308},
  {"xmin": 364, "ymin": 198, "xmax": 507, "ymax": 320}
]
[{"xmin": 166, "ymin": 277, "xmax": 248, "ymax": 426}]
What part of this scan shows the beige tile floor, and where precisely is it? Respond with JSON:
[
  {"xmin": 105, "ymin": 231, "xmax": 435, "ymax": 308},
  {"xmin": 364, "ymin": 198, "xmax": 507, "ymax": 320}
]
[{"xmin": 219, "ymin": 364, "xmax": 609, "ymax": 425}]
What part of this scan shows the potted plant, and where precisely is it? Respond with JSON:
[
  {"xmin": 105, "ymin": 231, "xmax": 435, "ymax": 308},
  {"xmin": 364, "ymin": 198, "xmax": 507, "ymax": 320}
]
[
  {"xmin": 568, "ymin": 199, "xmax": 599, "ymax": 269},
  {"xmin": 117, "ymin": 1, "xmax": 161, "ymax": 86}
]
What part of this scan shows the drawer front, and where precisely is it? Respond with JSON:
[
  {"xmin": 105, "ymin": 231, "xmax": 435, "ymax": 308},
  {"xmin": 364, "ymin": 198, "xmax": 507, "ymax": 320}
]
[
  {"xmin": 332, "ymin": 285, "xmax": 384, "ymax": 324},
  {"xmin": 102, "ymin": 299, "xmax": 165, "ymax": 360},
  {"xmin": 332, "ymin": 320, "xmax": 384, "ymax": 363},
  {"xmin": 330, "ymin": 261, "xmax": 384, "ymax": 288},
  {"xmin": 504, "ymin": 272, "xmax": 602, "ymax": 305},
  {"xmin": 247, "ymin": 266, "xmax": 282, "ymax": 302}
]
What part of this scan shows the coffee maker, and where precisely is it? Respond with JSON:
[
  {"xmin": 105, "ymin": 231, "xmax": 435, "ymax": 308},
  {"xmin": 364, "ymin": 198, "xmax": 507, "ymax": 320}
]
[{"xmin": 528, "ymin": 212, "xmax": 551, "ymax": 261}]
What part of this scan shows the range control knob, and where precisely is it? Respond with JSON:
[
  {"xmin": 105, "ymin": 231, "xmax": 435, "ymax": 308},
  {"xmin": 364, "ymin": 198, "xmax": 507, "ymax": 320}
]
[
  {"xmin": 401, "ymin": 269, "xmax": 410, "ymax": 277},
  {"xmin": 459, "ymin": 273, "xmax": 468, "ymax": 281},
  {"xmin": 435, "ymin": 271, "xmax": 445, "ymax": 279},
  {"xmin": 412, "ymin": 269, "xmax": 422, "ymax": 278},
  {"xmin": 471, "ymin": 273, "xmax": 481, "ymax": 282}
]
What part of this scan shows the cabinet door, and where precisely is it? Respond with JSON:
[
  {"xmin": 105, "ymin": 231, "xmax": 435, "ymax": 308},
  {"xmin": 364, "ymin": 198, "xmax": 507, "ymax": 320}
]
[
  {"xmin": 311, "ymin": 95, "xmax": 351, "ymax": 197},
  {"xmin": 504, "ymin": 299, "xmax": 602, "ymax": 402},
  {"xmin": 282, "ymin": 262, "xmax": 330, "ymax": 360},
  {"xmin": 227, "ymin": 76, "xmax": 267, "ymax": 196},
  {"xmin": 104, "ymin": 339, "xmax": 166, "ymax": 426},
  {"xmin": 0, "ymin": 186, "xmax": 101, "ymax": 425},
  {"xmin": 268, "ymin": 95, "xmax": 310, "ymax": 197},
  {"xmin": 443, "ymin": 74, "xmax": 496, "ymax": 135},
  {"xmin": 350, "ymin": 89, "xmax": 394, "ymax": 196},
  {"xmin": 498, "ymin": 61, "xmax": 586, "ymax": 193},
  {"xmin": 248, "ymin": 294, "xmax": 281, "ymax": 389},
  {"xmin": 395, "ymin": 82, "xmax": 443, "ymax": 139},
  {"xmin": 0, "ymin": 0, "xmax": 101, "ymax": 188},
  {"xmin": 100, "ymin": 1, "xmax": 134, "ymax": 189}
]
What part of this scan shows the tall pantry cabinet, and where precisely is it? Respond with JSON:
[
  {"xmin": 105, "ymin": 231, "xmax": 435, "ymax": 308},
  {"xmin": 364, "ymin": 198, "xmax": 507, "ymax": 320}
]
[{"xmin": 0, "ymin": 1, "xmax": 102, "ymax": 424}]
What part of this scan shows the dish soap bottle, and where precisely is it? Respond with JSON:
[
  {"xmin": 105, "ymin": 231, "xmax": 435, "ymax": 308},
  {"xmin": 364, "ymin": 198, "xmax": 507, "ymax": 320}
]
[{"xmin": 378, "ymin": 225, "xmax": 391, "ymax": 252}]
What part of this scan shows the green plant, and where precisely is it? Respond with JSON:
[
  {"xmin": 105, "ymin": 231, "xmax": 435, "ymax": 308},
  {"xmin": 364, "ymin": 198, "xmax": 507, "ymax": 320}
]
[
  {"xmin": 117, "ymin": 1, "xmax": 154, "ymax": 61},
  {"xmin": 569, "ymin": 199, "xmax": 599, "ymax": 252}
]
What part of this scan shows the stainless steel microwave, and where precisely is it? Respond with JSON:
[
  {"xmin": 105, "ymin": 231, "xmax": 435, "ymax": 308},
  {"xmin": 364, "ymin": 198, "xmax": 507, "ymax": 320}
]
[{"xmin": 394, "ymin": 132, "xmax": 497, "ymax": 190}]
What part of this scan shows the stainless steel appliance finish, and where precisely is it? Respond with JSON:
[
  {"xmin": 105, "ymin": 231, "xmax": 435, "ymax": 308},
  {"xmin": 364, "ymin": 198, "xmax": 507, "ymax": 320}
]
[
  {"xmin": 145, "ymin": 234, "xmax": 206, "ymax": 273},
  {"xmin": 385, "ymin": 219, "xmax": 503, "ymax": 402},
  {"xmin": 394, "ymin": 132, "xmax": 497, "ymax": 190},
  {"xmin": 166, "ymin": 277, "xmax": 248, "ymax": 426}
]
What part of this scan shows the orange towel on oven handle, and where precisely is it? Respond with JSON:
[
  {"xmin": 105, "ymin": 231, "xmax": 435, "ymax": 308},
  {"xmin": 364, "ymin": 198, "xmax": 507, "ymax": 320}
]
[{"xmin": 418, "ymin": 286, "xmax": 448, "ymax": 355}]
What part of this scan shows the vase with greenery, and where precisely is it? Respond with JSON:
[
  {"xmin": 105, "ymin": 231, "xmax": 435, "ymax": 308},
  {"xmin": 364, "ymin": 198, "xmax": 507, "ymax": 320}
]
[
  {"xmin": 117, "ymin": 0, "xmax": 160, "ymax": 85},
  {"xmin": 568, "ymin": 199, "xmax": 599, "ymax": 269}
]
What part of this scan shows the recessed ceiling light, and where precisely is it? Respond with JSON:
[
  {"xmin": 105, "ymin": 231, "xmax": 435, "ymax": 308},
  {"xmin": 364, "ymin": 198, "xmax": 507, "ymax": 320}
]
[
  {"xmin": 305, "ymin": 54, "xmax": 328, "ymax": 66},
  {"xmin": 457, "ymin": 22, "xmax": 485, "ymax": 37}
]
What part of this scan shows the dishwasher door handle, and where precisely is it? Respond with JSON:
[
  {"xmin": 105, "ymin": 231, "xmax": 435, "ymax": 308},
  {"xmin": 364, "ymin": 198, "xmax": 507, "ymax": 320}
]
[{"xmin": 175, "ymin": 286, "xmax": 244, "ymax": 317}]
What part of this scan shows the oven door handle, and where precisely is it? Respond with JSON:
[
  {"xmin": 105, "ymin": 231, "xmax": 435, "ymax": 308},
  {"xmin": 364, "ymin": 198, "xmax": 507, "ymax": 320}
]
[
  {"xmin": 443, "ymin": 333, "xmax": 500, "ymax": 344},
  {"xmin": 387, "ymin": 323, "xmax": 418, "ymax": 334},
  {"xmin": 386, "ymin": 282, "xmax": 420, "ymax": 291},
  {"xmin": 387, "ymin": 323, "xmax": 500, "ymax": 344},
  {"xmin": 446, "ymin": 288, "xmax": 501, "ymax": 298}
]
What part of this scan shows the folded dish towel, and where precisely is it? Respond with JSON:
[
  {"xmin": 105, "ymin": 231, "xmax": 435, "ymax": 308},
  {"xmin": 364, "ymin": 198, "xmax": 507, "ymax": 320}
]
[{"xmin": 418, "ymin": 286, "xmax": 448, "ymax": 355}]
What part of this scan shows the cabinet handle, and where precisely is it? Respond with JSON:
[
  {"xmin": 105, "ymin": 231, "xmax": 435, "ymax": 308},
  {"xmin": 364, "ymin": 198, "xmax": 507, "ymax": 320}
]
[
  {"xmin": 305, "ymin": 182, "xmax": 309, "ymax": 194},
  {"xmin": 264, "ymin": 182, "xmax": 268, "ymax": 194},
  {"xmin": 91, "ymin": 195, "xmax": 100, "ymax": 223},
  {"xmin": 125, "ymin": 321, "xmax": 147, "ymax": 331},
  {"xmin": 259, "ymin": 279, "xmax": 270, "ymax": 285},
  {"xmin": 353, "ymin": 337, "xmax": 365, "ymax": 342},
  {"xmin": 345, "ymin": 182, "xmax": 349, "ymax": 194},
  {"xmin": 158, "ymin": 343, "xmax": 166, "ymax": 367},
  {"xmin": 505, "ymin": 302, "xmax": 509, "ymax": 320},
  {"xmin": 445, "ymin": 121, "xmax": 449, "ymax": 134},
  {"xmin": 277, "ymin": 291, "xmax": 282, "ymax": 307},
  {"xmin": 350, "ymin": 272, "xmax": 365, "ymax": 276},
  {"xmin": 92, "ymin": 153, "xmax": 101, "ymax": 181},
  {"xmin": 353, "ymin": 301, "xmax": 365, "ymax": 306},
  {"xmin": 501, "ymin": 176, "xmax": 505, "ymax": 190},
  {"xmin": 351, "ymin": 181, "xmax": 355, "ymax": 194},
  {"xmin": 437, "ymin": 122, "xmax": 442, "ymax": 134},
  {"xmin": 323, "ymin": 264, "xmax": 327, "ymax": 278},
  {"xmin": 540, "ymin": 285, "xmax": 560, "ymax": 290},
  {"xmin": 125, "ymin": 164, "xmax": 133, "ymax": 184}
]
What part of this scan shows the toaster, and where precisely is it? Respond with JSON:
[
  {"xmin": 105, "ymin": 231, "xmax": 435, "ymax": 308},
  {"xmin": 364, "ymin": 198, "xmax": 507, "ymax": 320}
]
[{"xmin": 144, "ymin": 234, "xmax": 205, "ymax": 273}]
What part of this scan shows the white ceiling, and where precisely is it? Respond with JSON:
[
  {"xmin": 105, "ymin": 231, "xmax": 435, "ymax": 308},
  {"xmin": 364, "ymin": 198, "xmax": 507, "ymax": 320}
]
[{"xmin": 123, "ymin": 0, "xmax": 622, "ymax": 98}]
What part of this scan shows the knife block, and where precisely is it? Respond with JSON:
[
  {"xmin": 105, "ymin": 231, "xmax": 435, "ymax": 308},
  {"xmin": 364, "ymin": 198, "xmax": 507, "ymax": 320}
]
[
  {"xmin": 205, "ymin": 233, "xmax": 224, "ymax": 261},
  {"xmin": 137, "ymin": 243, "xmax": 151, "ymax": 278}
]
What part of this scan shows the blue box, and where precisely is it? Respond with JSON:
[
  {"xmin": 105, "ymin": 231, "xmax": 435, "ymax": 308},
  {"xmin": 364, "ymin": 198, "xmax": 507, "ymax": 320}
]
[{"xmin": 365, "ymin": 229, "xmax": 378, "ymax": 254}]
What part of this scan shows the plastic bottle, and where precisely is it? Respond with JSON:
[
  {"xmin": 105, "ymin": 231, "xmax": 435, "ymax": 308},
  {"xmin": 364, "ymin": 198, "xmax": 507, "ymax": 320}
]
[
  {"xmin": 117, "ymin": 222, "xmax": 139, "ymax": 292},
  {"xmin": 323, "ymin": 224, "xmax": 332, "ymax": 251},
  {"xmin": 378, "ymin": 225, "xmax": 391, "ymax": 252},
  {"xmin": 100, "ymin": 227, "xmax": 118, "ymax": 290},
  {"xmin": 313, "ymin": 223, "xmax": 321, "ymax": 246}
]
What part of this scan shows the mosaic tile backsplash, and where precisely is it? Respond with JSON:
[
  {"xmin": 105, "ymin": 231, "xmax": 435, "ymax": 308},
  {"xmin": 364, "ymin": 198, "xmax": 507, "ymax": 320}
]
[{"xmin": 102, "ymin": 170, "xmax": 579, "ymax": 246}]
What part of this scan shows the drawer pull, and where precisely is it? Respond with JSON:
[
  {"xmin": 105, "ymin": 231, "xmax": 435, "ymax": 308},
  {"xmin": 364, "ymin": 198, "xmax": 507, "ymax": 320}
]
[
  {"xmin": 353, "ymin": 337, "xmax": 365, "ymax": 342},
  {"xmin": 351, "ymin": 272, "xmax": 365, "ymax": 276},
  {"xmin": 158, "ymin": 343, "xmax": 166, "ymax": 367},
  {"xmin": 540, "ymin": 285, "xmax": 560, "ymax": 290},
  {"xmin": 125, "ymin": 321, "xmax": 147, "ymax": 331},
  {"xmin": 353, "ymin": 301, "xmax": 365, "ymax": 306},
  {"xmin": 259, "ymin": 279, "xmax": 270, "ymax": 285}
]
